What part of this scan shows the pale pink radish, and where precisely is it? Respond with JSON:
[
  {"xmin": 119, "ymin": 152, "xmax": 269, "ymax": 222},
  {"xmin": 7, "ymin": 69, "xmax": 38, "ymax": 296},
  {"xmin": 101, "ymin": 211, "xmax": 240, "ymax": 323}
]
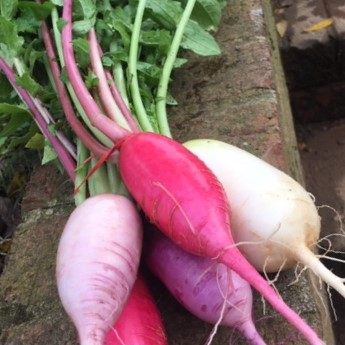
[
  {"xmin": 56, "ymin": 193, "xmax": 142, "ymax": 345},
  {"xmin": 117, "ymin": 132, "xmax": 324, "ymax": 345}
]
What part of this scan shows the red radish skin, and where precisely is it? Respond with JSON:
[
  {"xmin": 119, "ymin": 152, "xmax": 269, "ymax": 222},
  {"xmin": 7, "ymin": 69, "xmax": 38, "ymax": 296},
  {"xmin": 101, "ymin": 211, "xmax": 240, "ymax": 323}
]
[
  {"xmin": 56, "ymin": 193, "xmax": 143, "ymax": 345},
  {"xmin": 144, "ymin": 229, "xmax": 266, "ymax": 345},
  {"xmin": 105, "ymin": 273, "xmax": 168, "ymax": 345},
  {"xmin": 118, "ymin": 132, "xmax": 324, "ymax": 345}
]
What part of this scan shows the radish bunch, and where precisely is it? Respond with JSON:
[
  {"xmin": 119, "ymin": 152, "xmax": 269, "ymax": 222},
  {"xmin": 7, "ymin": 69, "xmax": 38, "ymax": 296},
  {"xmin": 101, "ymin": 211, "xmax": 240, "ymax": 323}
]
[{"xmin": 56, "ymin": 133, "xmax": 325, "ymax": 345}]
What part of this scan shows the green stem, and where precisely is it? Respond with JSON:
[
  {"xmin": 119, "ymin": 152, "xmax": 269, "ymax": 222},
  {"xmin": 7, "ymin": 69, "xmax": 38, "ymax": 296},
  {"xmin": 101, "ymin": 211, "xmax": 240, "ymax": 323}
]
[
  {"xmin": 88, "ymin": 157, "xmax": 111, "ymax": 196},
  {"xmin": 128, "ymin": 0, "xmax": 154, "ymax": 132},
  {"xmin": 106, "ymin": 162, "xmax": 129, "ymax": 197},
  {"xmin": 112, "ymin": 62, "xmax": 130, "ymax": 108},
  {"xmin": 156, "ymin": 0, "xmax": 197, "ymax": 137}
]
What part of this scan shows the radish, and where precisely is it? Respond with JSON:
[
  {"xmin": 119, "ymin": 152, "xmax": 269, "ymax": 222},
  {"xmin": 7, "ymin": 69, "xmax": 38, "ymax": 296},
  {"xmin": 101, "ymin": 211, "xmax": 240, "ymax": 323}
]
[
  {"xmin": 183, "ymin": 139, "xmax": 345, "ymax": 299},
  {"xmin": 117, "ymin": 132, "xmax": 324, "ymax": 345},
  {"xmin": 105, "ymin": 273, "xmax": 168, "ymax": 345},
  {"xmin": 144, "ymin": 229, "xmax": 267, "ymax": 345},
  {"xmin": 56, "ymin": 193, "xmax": 143, "ymax": 345}
]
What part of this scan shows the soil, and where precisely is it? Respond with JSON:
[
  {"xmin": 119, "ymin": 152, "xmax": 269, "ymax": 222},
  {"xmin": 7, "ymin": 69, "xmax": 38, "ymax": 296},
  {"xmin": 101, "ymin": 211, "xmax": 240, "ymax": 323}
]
[{"xmin": 274, "ymin": 1, "xmax": 345, "ymax": 343}]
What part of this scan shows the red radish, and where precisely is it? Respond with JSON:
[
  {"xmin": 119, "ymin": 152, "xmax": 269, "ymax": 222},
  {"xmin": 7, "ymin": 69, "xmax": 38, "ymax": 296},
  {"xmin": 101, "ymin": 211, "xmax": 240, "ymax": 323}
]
[
  {"xmin": 144, "ymin": 229, "xmax": 266, "ymax": 345},
  {"xmin": 105, "ymin": 273, "xmax": 168, "ymax": 345},
  {"xmin": 56, "ymin": 193, "xmax": 143, "ymax": 345},
  {"xmin": 117, "ymin": 132, "xmax": 324, "ymax": 345},
  {"xmin": 183, "ymin": 139, "xmax": 345, "ymax": 299}
]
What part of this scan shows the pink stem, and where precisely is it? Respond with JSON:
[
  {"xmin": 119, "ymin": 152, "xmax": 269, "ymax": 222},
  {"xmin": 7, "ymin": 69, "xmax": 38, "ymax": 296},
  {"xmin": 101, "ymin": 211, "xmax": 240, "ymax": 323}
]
[
  {"xmin": 89, "ymin": 29, "xmax": 130, "ymax": 129},
  {"xmin": 61, "ymin": 0, "xmax": 130, "ymax": 143},
  {"xmin": 222, "ymin": 249, "xmax": 324, "ymax": 345},
  {"xmin": 0, "ymin": 58, "xmax": 76, "ymax": 181},
  {"xmin": 93, "ymin": 40, "xmax": 141, "ymax": 133},
  {"xmin": 95, "ymin": 36, "xmax": 141, "ymax": 133},
  {"xmin": 40, "ymin": 19, "xmax": 115, "ymax": 160},
  {"xmin": 104, "ymin": 67, "xmax": 141, "ymax": 133}
]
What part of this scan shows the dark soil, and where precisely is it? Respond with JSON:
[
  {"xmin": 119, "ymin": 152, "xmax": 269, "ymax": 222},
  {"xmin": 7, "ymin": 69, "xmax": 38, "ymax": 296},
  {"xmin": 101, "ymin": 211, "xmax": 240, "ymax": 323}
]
[
  {"xmin": 0, "ymin": 151, "xmax": 39, "ymax": 273},
  {"xmin": 296, "ymin": 120, "xmax": 345, "ymax": 345},
  {"xmin": 275, "ymin": 1, "xmax": 345, "ymax": 342}
]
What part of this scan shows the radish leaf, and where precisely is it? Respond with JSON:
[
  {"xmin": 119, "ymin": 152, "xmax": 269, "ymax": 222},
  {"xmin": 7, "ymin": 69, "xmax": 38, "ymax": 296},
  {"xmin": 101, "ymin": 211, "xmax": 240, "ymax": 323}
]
[
  {"xmin": 181, "ymin": 19, "xmax": 220, "ymax": 55},
  {"xmin": 0, "ymin": 0, "xmax": 18, "ymax": 19}
]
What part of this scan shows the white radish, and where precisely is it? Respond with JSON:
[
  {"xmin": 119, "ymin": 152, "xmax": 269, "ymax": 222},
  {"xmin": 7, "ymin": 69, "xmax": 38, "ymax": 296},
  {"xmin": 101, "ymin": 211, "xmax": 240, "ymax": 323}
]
[
  {"xmin": 184, "ymin": 139, "xmax": 345, "ymax": 298},
  {"xmin": 56, "ymin": 193, "xmax": 142, "ymax": 345}
]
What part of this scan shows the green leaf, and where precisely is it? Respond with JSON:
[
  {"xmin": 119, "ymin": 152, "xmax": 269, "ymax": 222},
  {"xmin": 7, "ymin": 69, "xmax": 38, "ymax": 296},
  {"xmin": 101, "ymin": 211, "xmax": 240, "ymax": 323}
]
[
  {"xmin": 173, "ymin": 57, "xmax": 188, "ymax": 68},
  {"xmin": 42, "ymin": 140, "xmax": 58, "ymax": 165},
  {"xmin": 73, "ymin": 37, "xmax": 90, "ymax": 52},
  {"xmin": 0, "ymin": 74, "xmax": 16, "ymax": 102},
  {"xmin": 0, "ymin": 17, "xmax": 24, "ymax": 63},
  {"xmin": 72, "ymin": 38, "xmax": 90, "ymax": 68},
  {"xmin": 105, "ymin": 6, "xmax": 133, "ymax": 31},
  {"xmin": 25, "ymin": 132, "xmax": 44, "ymax": 150},
  {"xmin": 108, "ymin": 19, "xmax": 132, "ymax": 49},
  {"xmin": 137, "ymin": 61, "xmax": 162, "ymax": 82},
  {"xmin": 59, "ymin": 67, "xmax": 68, "ymax": 84},
  {"xmin": 101, "ymin": 55, "xmax": 113, "ymax": 67},
  {"xmin": 84, "ymin": 71, "xmax": 99, "ymax": 89},
  {"xmin": 140, "ymin": 29, "xmax": 172, "ymax": 54},
  {"xmin": 181, "ymin": 19, "xmax": 220, "ymax": 56},
  {"xmin": 1, "ymin": 0, "xmax": 18, "ymax": 19},
  {"xmin": 48, "ymin": 123, "xmax": 57, "ymax": 135},
  {"xmin": 191, "ymin": 0, "xmax": 223, "ymax": 31},
  {"xmin": 23, "ymin": 38, "xmax": 46, "ymax": 74},
  {"xmin": 16, "ymin": 73, "xmax": 43, "ymax": 97},
  {"xmin": 73, "ymin": 18, "xmax": 96, "ymax": 35},
  {"xmin": 166, "ymin": 92, "xmax": 178, "ymax": 105},
  {"xmin": 77, "ymin": 0, "xmax": 97, "ymax": 20},
  {"xmin": 51, "ymin": 0, "xmax": 63, "ymax": 6},
  {"xmin": 14, "ymin": 12, "xmax": 39, "ymax": 34},
  {"xmin": 57, "ymin": 18, "xmax": 67, "ymax": 31},
  {"xmin": 146, "ymin": 0, "xmax": 182, "ymax": 30},
  {"xmin": 0, "ymin": 105, "xmax": 31, "ymax": 138},
  {"xmin": 0, "ymin": 103, "xmax": 31, "ymax": 115},
  {"xmin": 7, "ymin": 122, "xmax": 38, "ymax": 151},
  {"xmin": 17, "ymin": 1, "xmax": 55, "ymax": 20},
  {"xmin": 0, "ymin": 136, "xmax": 7, "ymax": 149},
  {"xmin": 72, "ymin": 0, "xmax": 97, "ymax": 34},
  {"xmin": 102, "ymin": 48, "xmax": 129, "ymax": 64}
]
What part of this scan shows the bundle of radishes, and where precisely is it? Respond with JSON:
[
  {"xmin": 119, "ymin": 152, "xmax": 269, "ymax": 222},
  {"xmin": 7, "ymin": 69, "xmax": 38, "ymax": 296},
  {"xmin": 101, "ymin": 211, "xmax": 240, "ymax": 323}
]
[{"xmin": 2, "ymin": 0, "xmax": 341, "ymax": 344}]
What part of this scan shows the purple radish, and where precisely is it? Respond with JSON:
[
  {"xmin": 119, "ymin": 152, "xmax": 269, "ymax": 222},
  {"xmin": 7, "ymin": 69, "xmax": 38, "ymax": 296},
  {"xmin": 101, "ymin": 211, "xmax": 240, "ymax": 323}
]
[{"xmin": 144, "ymin": 229, "xmax": 267, "ymax": 345}]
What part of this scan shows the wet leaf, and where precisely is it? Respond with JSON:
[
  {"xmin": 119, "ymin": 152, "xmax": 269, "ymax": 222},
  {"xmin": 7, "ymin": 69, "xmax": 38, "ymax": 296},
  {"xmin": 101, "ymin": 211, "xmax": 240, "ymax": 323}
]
[
  {"xmin": 25, "ymin": 132, "xmax": 44, "ymax": 150},
  {"xmin": 7, "ymin": 171, "xmax": 28, "ymax": 196},
  {"xmin": 304, "ymin": 18, "xmax": 333, "ymax": 33},
  {"xmin": 276, "ymin": 20, "xmax": 288, "ymax": 37},
  {"xmin": 0, "ymin": 238, "xmax": 12, "ymax": 255}
]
